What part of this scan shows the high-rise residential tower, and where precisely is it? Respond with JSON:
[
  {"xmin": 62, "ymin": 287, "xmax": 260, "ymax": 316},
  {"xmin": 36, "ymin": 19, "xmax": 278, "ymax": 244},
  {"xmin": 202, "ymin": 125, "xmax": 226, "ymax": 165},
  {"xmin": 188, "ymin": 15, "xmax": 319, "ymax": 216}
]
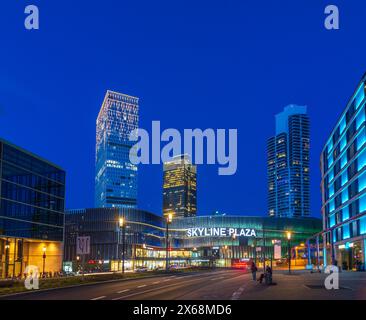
[
  {"xmin": 163, "ymin": 154, "xmax": 197, "ymax": 217},
  {"xmin": 267, "ymin": 104, "xmax": 310, "ymax": 217},
  {"xmin": 95, "ymin": 90, "xmax": 139, "ymax": 208}
]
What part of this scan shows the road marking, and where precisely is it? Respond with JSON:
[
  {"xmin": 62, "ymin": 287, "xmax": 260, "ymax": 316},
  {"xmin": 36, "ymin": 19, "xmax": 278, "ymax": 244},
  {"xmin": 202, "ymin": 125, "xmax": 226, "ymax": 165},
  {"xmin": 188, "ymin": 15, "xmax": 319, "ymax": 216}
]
[
  {"xmin": 162, "ymin": 279, "xmax": 171, "ymax": 282},
  {"xmin": 231, "ymin": 286, "xmax": 245, "ymax": 300},
  {"xmin": 112, "ymin": 277, "xmax": 210, "ymax": 300},
  {"xmin": 90, "ymin": 296, "xmax": 106, "ymax": 300},
  {"xmin": 210, "ymin": 276, "xmax": 224, "ymax": 281},
  {"xmin": 117, "ymin": 289, "xmax": 130, "ymax": 294},
  {"xmin": 152, "ymin": 281, "xmax": 160, "ymax": 284},
  {"xmin": 137, "ymin": 284, "xmax": 147, "ymax": 288}
]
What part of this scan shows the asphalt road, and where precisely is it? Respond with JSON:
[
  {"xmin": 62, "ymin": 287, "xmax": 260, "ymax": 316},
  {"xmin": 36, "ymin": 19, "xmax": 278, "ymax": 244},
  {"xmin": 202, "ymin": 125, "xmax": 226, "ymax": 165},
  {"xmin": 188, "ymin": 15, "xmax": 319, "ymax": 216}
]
[{"xmin": 1, "ymin": 269, "xmax": 366, "ymax": 300}]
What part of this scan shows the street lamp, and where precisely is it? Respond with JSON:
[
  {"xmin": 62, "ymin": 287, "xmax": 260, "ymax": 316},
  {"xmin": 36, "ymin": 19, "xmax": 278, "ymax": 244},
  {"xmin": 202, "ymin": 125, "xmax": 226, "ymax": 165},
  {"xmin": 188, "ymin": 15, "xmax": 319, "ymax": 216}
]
[
  {"xmin": 5, "ymin": 243, "xmax": 10, "ymax": 278},
  {"xmin": 287, "ymin": 231, "xmax": 292, "ymax": 274},
  {"xmin": 119, "ymin": 217, "xmax": 126, "ymax": 276},
  {"xmin": 166, "ymin": 213, "xmax": 173, "ymax": 272},
  {"xmin": 42, "ymin": 246, "xmax": 47, "ymax": 277},
  {"xmin": 231, "ymin": 234, "xmax": 236, "ymax": 262}
]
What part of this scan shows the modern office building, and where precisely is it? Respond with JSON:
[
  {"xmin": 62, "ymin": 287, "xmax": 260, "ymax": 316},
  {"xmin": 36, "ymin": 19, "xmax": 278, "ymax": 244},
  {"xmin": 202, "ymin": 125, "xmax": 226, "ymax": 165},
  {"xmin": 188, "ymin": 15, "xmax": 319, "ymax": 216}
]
[
  {"xmin": 0, "ymin": 139, "xmax": 66, "ymax": 278},
  {"xmin": 163, "ymin": 154, "xmax": 197, "ymax": 218},
  {"xmin": 64, "ymin": 208, "xmax": 321, "ymax": 272},
  {"xmin": 267, "ymin": 105, "xmax": 310, "ymax": 218},
  {"xmin": 95, "ymin": 90, "xmax": 139, "ymax": 209},
  {"xmin": 321, "ymin": 73, "xmax": 366, "ymax": 270}
]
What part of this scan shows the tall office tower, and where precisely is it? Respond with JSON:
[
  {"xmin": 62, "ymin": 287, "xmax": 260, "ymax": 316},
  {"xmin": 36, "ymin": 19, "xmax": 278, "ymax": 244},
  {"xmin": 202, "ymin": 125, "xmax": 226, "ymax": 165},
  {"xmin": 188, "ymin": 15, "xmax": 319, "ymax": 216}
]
[
  {"xmin": 321, "ymin": 73, "xmax": 366, "ymax": 268},
  {"xmin": 95, "ymin": 90, "xmax": 139, "ymax": 208},
  {"xmin": 163, "ymin": 154, "xmax": 197, "ymax": 217},
  {"xmin": 267, "ymin": 104, "xmax": 310, "ymax": 217}
]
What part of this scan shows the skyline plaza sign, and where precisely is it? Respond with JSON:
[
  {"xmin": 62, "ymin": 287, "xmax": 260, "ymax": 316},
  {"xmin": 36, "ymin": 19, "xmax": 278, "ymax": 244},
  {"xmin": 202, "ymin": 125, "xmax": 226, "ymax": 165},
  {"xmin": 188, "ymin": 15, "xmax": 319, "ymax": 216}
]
[{"xmin": 186, "ymin": 227, "xmax": 257, "ymax": 238}]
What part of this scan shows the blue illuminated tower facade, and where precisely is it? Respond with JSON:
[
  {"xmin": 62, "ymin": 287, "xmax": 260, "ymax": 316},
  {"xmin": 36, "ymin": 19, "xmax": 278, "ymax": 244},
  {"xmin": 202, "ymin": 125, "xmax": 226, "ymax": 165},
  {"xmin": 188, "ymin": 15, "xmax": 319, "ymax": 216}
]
[
  {"xmin": 95, "ymin": 90, "xmax": 139, "ymax": 208},
  {"xmin": 321, "ymin": 74, "xmax": 366, "ymax": 268},
  {"xmin": 267, "ymin": 105, "xmax": 310, "ymax": 217}
]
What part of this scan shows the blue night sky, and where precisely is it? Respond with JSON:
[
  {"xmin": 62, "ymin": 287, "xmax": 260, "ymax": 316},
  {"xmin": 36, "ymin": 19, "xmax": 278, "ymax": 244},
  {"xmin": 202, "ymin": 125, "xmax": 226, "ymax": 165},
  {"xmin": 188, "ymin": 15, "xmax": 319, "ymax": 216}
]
[{"xmin": 1, "ymin": 1, "xmax": 366, "ymax": 217}]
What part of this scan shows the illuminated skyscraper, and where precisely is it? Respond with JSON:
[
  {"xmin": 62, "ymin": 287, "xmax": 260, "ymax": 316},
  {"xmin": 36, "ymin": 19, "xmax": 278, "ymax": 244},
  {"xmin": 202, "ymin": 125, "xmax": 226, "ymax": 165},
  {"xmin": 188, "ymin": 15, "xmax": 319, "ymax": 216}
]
[
  {"xmin": 163, "ymin": 154, "xmax": 197, "ymax": 217},
  {"xmin": 95, "ymin": 90, "xmax": 139, "ymax": 208},
  {"xmin": 267, "ymin": 105, "xmax": 310, "ymax": 217}
]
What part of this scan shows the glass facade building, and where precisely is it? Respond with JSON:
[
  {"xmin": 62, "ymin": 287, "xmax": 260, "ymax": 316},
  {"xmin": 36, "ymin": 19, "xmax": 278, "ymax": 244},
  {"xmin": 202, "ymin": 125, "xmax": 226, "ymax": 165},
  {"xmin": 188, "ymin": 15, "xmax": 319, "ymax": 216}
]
[
  {"xmin": 163, "ymin": 154, "xmax": 197, "ymax": 217},
  {"xmin": 268, "ymin": 105, "xmax": 310, "ymax": 217},
  {"xmin": 95, "ymin": 90, "xmax": 139, "ymax": 209},
  {"xmin": 321, "ymin": 73, "xmax": 366, "ymax": 270},
  {"xmin": 0, "ymin": 139, "xmax": 65, "ymax": 278},
  {"xmin": 64, "ymin": 208, "xmax": 321, "ymax": 271}
]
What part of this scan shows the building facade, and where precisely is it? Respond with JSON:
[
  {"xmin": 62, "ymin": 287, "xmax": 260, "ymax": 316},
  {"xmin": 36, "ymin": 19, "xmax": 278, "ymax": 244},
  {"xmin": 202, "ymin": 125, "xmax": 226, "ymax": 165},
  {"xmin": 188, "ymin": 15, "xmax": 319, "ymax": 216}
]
[
  {"xmin": 268, "ymin": 105, "xmax": 310, "ymax": 217},
  {"xmin": 163, "ymin": 154, "xmax": 197, "ymax": 217},
  {"xmin": 321, "ymin": 73, "xmax": 366, "ymax": 270},
  {"xmin": 0, "ymin": 139, "xmax": 65, "ymax": 278},
  {"xmin": 95, "ymin": 90, "xmax": 139, "ymax": 209},
  {"xmin": 64, "ymin": 208, "xmax": 321, "ymax": 272}
]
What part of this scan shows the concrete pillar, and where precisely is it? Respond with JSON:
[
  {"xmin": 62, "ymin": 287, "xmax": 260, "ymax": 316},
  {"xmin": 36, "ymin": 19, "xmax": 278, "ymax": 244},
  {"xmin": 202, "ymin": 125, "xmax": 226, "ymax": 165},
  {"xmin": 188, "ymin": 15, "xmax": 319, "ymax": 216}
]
[{"xmin": 307, "ymin": 239, "xmax": 311, "ymax": 265}]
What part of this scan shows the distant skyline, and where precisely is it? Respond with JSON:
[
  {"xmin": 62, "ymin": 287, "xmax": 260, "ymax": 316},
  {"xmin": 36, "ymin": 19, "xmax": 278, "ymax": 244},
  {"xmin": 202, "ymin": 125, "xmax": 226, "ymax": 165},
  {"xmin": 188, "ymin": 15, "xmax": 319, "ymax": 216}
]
[{"xmin": 1, "ymin": 1, "xmax": 366, "ymax": 217}]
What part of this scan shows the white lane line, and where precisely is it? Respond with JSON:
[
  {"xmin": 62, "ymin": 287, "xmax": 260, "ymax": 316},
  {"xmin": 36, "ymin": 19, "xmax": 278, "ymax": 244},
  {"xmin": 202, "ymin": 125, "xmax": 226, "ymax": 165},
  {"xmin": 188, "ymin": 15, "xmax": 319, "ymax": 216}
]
[
  {"xmin": 152, "ymin": 281, "xmax": 160, "ymax": 284},
  {"xmin": 112, "ymin": 277, "xmax": 207, "ymax": 300},
  {"xmin": 90, "ymin": 296, "xmax": 106, "ymax": 300},
  {"xmin": 137, "ymin": 284, "xmax": 147, "ymax": 288},
  {"xmin": 210, "ymin": 276, "xmax": 225, "ymax": 281},
  {"xmin": 117, "ymin": 289, "xmax": 130, "ymax": 294},
  {"xmin": 231, "ymin": 285, "xmax": 246, "ymax": 300},
  {"xmin": 162, "ymin": 279, "xmax": 172, "ymax": 282}
]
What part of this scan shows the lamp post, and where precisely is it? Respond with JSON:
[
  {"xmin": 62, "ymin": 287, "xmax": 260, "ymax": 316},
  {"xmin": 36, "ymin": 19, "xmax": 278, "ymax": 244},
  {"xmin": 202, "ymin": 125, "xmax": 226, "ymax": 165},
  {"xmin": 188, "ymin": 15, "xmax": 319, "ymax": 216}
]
[
  {"xmin": 4, "ymin": 242, "xmax": 10, "ymax": 278},
  {"xmin": 42, "ymin": 246, "xmax": 47, "ymax": 277},
  {"xmin": 287, "ymin": 231, "xmax": 292, "ymax": 274},
  {"xmin": 231, "ymin": 234, "xmax": 236, "ymax": 265},
  {"xmin": 119, "ymin": 217, "xmax": 126, "ymax": 276},
  {"xmin": 271, "ymin": 240, "xmax": 275, "ymax": 270},
  {"xmin": 165, "ymin": 213, "xmax": 173, "ymax": 272}
]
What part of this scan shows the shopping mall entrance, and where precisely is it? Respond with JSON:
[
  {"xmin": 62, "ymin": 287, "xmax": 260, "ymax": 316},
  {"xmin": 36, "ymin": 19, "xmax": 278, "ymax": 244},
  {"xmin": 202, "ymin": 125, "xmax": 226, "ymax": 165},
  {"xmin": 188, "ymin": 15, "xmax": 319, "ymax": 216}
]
[{"xmin": 337, "ymin": 241, "xmax": 364, "ymax": 271}]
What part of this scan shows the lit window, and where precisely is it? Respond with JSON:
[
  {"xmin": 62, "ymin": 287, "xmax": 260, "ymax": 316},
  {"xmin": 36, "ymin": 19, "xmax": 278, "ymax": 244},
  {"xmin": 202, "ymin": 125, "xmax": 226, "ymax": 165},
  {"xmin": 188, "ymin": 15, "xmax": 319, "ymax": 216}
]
[
  {"xmin": 342, "ymin": 206, "xmax": 349, "ymax": 221},
  {"xmin": 341, "ymin": 189, "xmax": 349, "ymax": 204},
  {"xmin": 342, "ymin": 224, "xmax": 350, "ymax": 240},
  {"xmin": 356, "ymin": 108, "xmax": 365, "ymax": 130}
]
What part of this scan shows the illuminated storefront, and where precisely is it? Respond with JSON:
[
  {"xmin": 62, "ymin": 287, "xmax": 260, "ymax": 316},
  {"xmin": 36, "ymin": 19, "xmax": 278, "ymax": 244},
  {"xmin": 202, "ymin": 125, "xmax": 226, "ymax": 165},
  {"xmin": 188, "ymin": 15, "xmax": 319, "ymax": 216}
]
[{"xmin": 64, "ymin": 208, "xmax": 321, "ymax": 271}]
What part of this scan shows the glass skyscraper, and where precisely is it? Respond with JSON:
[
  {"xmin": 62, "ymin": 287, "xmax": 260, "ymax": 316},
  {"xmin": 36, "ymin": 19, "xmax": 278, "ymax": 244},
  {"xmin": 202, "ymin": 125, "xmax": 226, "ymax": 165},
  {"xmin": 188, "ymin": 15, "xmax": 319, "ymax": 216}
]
[
  {"xmin": 163, "ymin": 154, "xmax": 197, "ymax": 217},
  {"xmin": 95, "ymin": 90, "xmax": 139, "ymax": 208},
  {"xmin": 321, "ymin": 73, "xmax": 366, "ymax": 269},
  {"xmin": 267, "ymin": 105, "xmax": 310, "ymax": 217}
]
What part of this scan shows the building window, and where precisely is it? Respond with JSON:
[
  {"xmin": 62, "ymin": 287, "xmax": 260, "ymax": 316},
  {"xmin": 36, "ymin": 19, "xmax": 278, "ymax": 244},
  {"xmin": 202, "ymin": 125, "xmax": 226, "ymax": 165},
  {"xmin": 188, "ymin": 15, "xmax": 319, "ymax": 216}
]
[
  {"xmin": 340, "ymin": 135, "xmax": 347, "ymax": 152},
  {"xmin": 356, "ymin": 108, "xmax": 365, "ymax": 130},
  {"xmin": 329, "ymin": 199, "xmax": 335, "ymax": 213},
  {"xmin": 341, "ymin": 171, "xmax": 348, "ymax": 187},
  {"xmin": 359, "ymin": 194, "xmax": 366, "ymax": 214},
  {"xmin": 341, "ymin": 153, "xmax": 347, "ymax": 169},
  {"xmin": 343, "ymin": 224, "xmax": 350, "ymax": 240},
  {"xmin": 360, "ymin": 216, "xmax": 366, "ymax": 235},
  {"xmin": 329, "ymin": 183, "xmax": 334, "ymax": 198},
  {"xmin": 357, "ymin": 128, "xmax": 366, "ymax": 151},
  {"xmin": 341, "ymin": 189, "xmax": 349, "ymax": 204},
  {"xmin": 329, "ymin": 214, "xmax": 336, "ymax": 228},
  {"xmin": 340, "ymin": 116, "xmax": 347, "ymax": 135},
  {"xmin": 358, "ymin": 172, "xmax": 366, "ymax": 192},
  {"xmin": 342, "ymin": 206, "xmax": 349, "ymax": 221}
]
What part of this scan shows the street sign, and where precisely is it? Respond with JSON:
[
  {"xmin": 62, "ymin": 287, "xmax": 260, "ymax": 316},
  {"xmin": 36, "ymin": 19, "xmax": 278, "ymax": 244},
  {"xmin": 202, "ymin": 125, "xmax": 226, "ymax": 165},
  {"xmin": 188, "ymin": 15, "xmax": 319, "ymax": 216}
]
[
  {"xmin": 76, "ymin": 236, "xmax": 90, "ymax": 255},
  {"xmin": 274, "ymin": 240, "xmax": 282, "ymax": 259}
]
